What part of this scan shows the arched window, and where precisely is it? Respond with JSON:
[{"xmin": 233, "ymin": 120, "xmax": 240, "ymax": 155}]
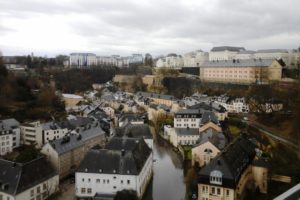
[{"xmin": 210, "ymin": 170, "xmax": 223, "ymax": 185}]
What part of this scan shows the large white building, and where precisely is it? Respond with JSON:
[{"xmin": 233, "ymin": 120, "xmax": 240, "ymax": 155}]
[
  {"xmin": 20, "ymin": 121, "xmax": 69, "ymax": 148},
  {"xmin": 209, "ymin": 46, "xmax": 246, "ymax": 61},
  {"xmin": 0, "ymin": 118, "xmax": 20, "ymax": 156},
  {"xmin": 214, "ymin": 96, "xmax": 249, "ymax": 113},
  {"xmin": 254, "ymin": 49, "xmax": 289, "ymax": 65},
  {"xmin": 75, "ymin": 137, "xmax": 153, "ymax": 199},
  {"xmin": 183, "ymin": 50, "xmax": 209, "ymax": 67},
  {"xmin": 70, "ymin": 53, "xmax": 97, "ymax": 68},
  {"xmin": 156, "ymin": 53, "xmax": 184, "ymax": 69},
  {"xmin": 0, "ymin": 157, "xmax": 59, "ymax": 200}
]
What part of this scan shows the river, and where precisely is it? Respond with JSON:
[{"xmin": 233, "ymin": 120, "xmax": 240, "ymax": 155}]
[{"xmin": 143, "ymin": 139, "xmax": 186, "ymax": 200}]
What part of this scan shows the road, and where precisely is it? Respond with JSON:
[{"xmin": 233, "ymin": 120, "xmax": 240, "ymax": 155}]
[{"xmin": 242, "ymin": 119, "xmax": 300, "ymax": 151}]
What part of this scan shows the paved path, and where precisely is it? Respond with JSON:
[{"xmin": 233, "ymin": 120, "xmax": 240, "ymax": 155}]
[{"xmin": 245, "ymin": 120, "xmax": 300, "ymax": 151}]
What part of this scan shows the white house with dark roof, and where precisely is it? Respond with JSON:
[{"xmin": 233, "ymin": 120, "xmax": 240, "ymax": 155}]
[
  {"xmin": 0, "ymin": 157, "xmax": 59, "ymax": 200},
  {"xmin": 0, "ymin": 119, "xmax": 20, "ymax": 156},
  {"xmin": 75, "ymin": 137, "xmax": 153, "ymax": 199},
  {"xmin": 20, "ymin": 121, "xmax": 69, "ymax": 148}
]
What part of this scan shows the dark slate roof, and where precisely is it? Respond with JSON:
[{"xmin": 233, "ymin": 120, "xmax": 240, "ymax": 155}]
[
  {"xmin": 174, "ymin": 128, "xmax": 199, "ymax": 136},
  {"xmin": 196, "ymin": 130, "xmax": 227, "ymax": 150},
  {"xmin": 188, "ymin": 102, "xmax": 226, "ymax": 113},
  {"xmin": 201, "ymin": 59, "xmax": 276, "ymax": 68},
  {"xmin": 176, "ymin": 109, "xmax": 202, "ymax": 115},
  {"xmin": 48, "ymin": 126, "xmax": 105, "ymax": 155},
  {"xmin": 0, "ymin": 118, "xmax": 20, "ymax": 133},
  {"xmin": 237, "ymin": 50, "xmax": 256, "ymax": 54},
  {"xmin": 198, "ymin": 135, "xmax": 256, "ymax": 188},
  {"xmin": 119, "ymin": 113, "xmax": 145, "ymax": 123},
  {"xmin": 211, "ymin": 46, "xmax": 245, "ymax": 52},
  {"xmin": 77, "ymin": 138, "xmax": 151, "ymax": 175},
  {"xmin": 0, "ymin": 157, "xmax": 57, "ymax": 195},
  {"xmin": 115, "ymin": 124, "xmax": 152, "ymax": 139},
  {"xmin": 256, "ymin": 49, "xmax": 288, "ymax": 53},
  {"xmin": 136, "ymin": 91, "xmax": 178, "ymax": 101},
  {"xmin": 201, "ymin": 112, "xmax": 219, "ymax": 125},
  {"xmin": 58, "ymin": 117, "xmax": 96, "ymax": 130}
]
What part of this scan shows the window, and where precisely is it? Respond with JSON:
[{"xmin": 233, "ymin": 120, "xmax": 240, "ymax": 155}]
[
  {"xmin": 127, "ymin": 180, "xmax": 130, "ymax": 184},
  {"xmin": 81, "ymin": 188, "xmax": 86, "ymax": 193},
  {"xmin": 30, "ymin": 189, "xmax": 34, "ymax": 197},
  {"xmin": 43, "ymin": 183, "xmax": 47, "ymax": 190},
  {"xmin": 212, "ymin": 187, "xmax": 215, "ymax": 194},
  {"xmin": 217, "ymin": 188, "xmax": 221, "ymax": 195},
  {"xmin": 226, "ymin": 190, "xmax": 230, "ymax": 197},
  {"xmin": 37, "ymin": 186, "xmax": 41, "ymax": 193},
  {"xmin": 113, "ymin": 186, "xmax": 117, "ymax": 189},
  {"xmin": 96, "ymin": 179, "xmax": 100, "ymax": 183},
  {"xmin": 107, "ymin": 179, "xmax": 110, "ymax": 184},
  {"xmin": 88, "ymin": 178, "xmax": 91, "ymax": 182},
  {"xmin": 87, "ymin": 188, "xmax": 92, "ymax": 194},
  {"xmin": 121, "ymin": 180, "xmax": 123, "ymax": 184},
  {"xmin": 82, "ymin": 178, "xmax": 84, "ymax": 182},
  {"xmin": 210, "ymin": 170, "xmax": 223, "ymax": 185}
]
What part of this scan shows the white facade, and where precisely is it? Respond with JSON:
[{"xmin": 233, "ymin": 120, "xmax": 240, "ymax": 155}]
[
  {"xmin": 254, "ymin": 50, "xmax": 289, "ymax": 64},
  {"xmin": 0, "ymin": 119, "xmax": 21, "ymax": 156},
  {"xmin": 183, "ymin": 50, "xmax": 209, "ymax": 67},
  {"xmin": 21, "ymin": 121, "xmax": 68, "ymax": 148},
  {"xmin": 156, "ymin": 54, "xmax": 184, "ymax": 68},
  {"xmin": 0, "ymin": 175, "xmax": 59, "ymax": 200},
  {"xmin": 70, "ymin": 53, "xmax": 97, "ymax": 68},
  {"xmin": 174, "ymin": 116, "xmax": 201, "ymax": 128},
  {"xmin": 75, "ymin": 152, "xmax": 153, "ymax": 199},
  {"xmin": 209, "ymin": 51, "xmax": 239, "ymax": 61},
  {"xmin": 214, "ymin": 97, "xmax": 249, "ymax": 113}
]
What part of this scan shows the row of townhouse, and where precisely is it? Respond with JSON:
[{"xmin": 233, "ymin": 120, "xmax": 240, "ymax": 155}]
[
  {"xmin": 156, "ymin": 46, "xmax": 299, "ymax": 69},
  {"xmin": 69, "ymin": 53, "xmax": 143, "ymax": 68}
]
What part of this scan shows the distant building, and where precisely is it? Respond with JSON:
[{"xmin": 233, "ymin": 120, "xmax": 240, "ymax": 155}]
[
  {"xmin": 136, "ymin": 91, "xmax": 179, "ymax": 107},
  {"xmin": 254, "ymin": 49, "xmax": 289, "ymax": 65},
  {"xmin": 198, "ymin": 136, "xmax": 268, "ymax": 200},
  {"xmin": 69, "ymin": 53, "xmax": 97, "ymax": 68},
  {"xmin": 209, "ymin": 46, "xmax": 246, "ymax": 61},
  {"xmin": 183, "ymin": 50, "xmax": 209, "ymax": 67},
  {"xmin": 0, "ymin": 157, "xmax": 59, "ymax": 200},
  {"xmin": 199, "ymin": 59, "xmax": 283, "ymax": 84},
  {"xmin": 214, "ymin": 96, "xmax": 249, "ymax": 113},
  {"xmin": 75, "ymin": 137, "xmax": 153, "ymax": 199},
  {"xmin": 156, "ymin": 53, "xmax": 184, "ymax": 68},
  {"xmin": 41, "ymin": 126, "xmax": 105, "ymax": 179},
  {"xmin": 0, "ymin": 119, "xmax": 20, "ymax": 156},
  {"xmin": 129, "ymin": 54, "xmax": 143, "ymax": 65},
  {"xmin": 62, "ymin": 93, "xmax": 84, "ymax": 107}
]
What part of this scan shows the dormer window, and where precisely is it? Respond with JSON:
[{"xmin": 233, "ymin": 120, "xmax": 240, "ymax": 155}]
[{"xmin": 210, "ymin": 170, "xmax": 223, "ymax": 185}]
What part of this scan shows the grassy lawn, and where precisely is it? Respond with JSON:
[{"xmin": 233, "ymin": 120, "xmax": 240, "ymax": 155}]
[
  {"xmin": 229, "ymin": 125, "xmax": 241, "ymax": 136},
  {"xmin": 182, "ymin": 146, "xmax": 192, "ymax": 160}
]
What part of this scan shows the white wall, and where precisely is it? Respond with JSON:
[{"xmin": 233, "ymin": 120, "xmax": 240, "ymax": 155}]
[{"xmin": 75, "ymin": 152, "xmax": 153, "ymax": 198}]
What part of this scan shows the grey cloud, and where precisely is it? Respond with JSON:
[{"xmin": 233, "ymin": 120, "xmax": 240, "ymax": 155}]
[{"xmin": 0, "ymin": 0, "xmax": 299, "ymax": 56}]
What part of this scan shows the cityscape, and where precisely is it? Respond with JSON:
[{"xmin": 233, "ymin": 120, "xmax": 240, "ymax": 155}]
[{"xmin": 0, "ymin": 0, "xmax": 300, "ymax": 200}]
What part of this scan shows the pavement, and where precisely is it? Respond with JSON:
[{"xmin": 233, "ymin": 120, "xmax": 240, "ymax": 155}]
[{"xmin": 57, "ymin": 179, "xmax": 75, "ymax": 200}]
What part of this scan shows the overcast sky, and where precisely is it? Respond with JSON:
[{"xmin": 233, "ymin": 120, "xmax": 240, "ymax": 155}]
[{"xmin": 0, "ymin": 0, "xmax": 300, "ymax": 57}]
